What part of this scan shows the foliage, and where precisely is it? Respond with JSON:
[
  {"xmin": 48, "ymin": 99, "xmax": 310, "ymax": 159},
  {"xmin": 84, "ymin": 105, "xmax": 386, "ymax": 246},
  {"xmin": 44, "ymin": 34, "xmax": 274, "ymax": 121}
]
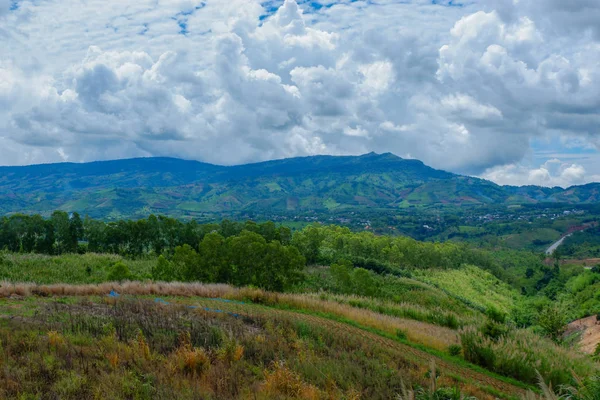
[
  {"xmin": 460, "ymin": 327, "xmax": 595, "ymax": 388},
  {"xmin": 415, "ymin": 265, "xmax": 518, "ymax": 313},
  {"xmin": 107, "ymin": 262, "xmax": 134, "ymax": 282},
  {"xmin": 447, "ymin": 344, "xmax": 462, "ymax": 357},
  {"xmin": 0, "ymin": 297, "xmax": 501, "ymax": 400},
  {"xmin": 152, "ymin": 255, "xmax": 176, "ymax": 282},
  {"xmin": 537, "ymin": 304, "xmax": 567, "ymax": 343}
]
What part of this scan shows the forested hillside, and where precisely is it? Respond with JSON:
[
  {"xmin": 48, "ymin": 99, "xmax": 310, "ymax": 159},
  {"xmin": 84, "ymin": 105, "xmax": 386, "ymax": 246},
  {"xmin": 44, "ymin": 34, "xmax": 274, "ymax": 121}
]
[{"xmin": 1, "ymin": 153, "xmax": 599, "ymax": 219}]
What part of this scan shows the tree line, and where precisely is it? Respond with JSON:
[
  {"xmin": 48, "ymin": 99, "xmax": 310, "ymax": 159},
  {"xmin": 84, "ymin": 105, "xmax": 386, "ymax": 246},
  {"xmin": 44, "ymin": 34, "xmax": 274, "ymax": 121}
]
[
  {"xmin": 0, "ymin": 213, "xmax": 292, "ymax": 256},
  {"xmin": 0, "ymin": 212, "xmax": 499, "ymax": 290}
]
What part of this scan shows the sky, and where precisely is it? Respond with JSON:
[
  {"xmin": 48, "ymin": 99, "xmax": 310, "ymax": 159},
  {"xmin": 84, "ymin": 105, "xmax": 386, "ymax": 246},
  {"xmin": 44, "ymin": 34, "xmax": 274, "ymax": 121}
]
[{"xmin": 1, "ymin": 0, "xmax": 600, "ymax": 187}]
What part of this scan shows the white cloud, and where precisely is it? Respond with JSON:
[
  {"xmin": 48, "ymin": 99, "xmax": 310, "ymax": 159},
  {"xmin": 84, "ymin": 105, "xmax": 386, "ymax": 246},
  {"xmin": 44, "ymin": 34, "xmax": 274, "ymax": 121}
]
[
  {"xmin": 481, "ymin": 159, "xmax": 598, "ymax": 188},
  {"xmin": 440, "ymin": 93, "xmax": 502, "ymax": 120},
  {"xmin": 0, "ymin": 0, "xmax": 599, "ymax": 187}
]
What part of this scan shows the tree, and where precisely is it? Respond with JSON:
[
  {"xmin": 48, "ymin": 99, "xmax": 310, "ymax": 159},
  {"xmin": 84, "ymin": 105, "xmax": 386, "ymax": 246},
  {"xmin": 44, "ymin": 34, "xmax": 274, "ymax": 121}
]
[
  {"xmin": 152, "ymin": 255, "xmax": 176, "ymax": 282},
  {"xmin": 108, "ymin": 262, "xmax": 134, "ymax": 282},
  {"xmin": 172, "ymin": 244, "xmax": 199, "ymax": 281},
  {"xmin": 352, "ymin": 268, "xmax": 378, "ymax": 297},
  {"xmin": 261, "ymin": 241, "xmax": 305, "ymax": 291},
  {"xmin": 330, "ymin": 259, "xmax": 353, "ymax": 293},
  {"xmin": 68, "ymin": 212, "xmax": 84, "ymax": 252},
  {"xmin": 198, "ymin": 232, "xmax": 227, "ymax": 283},
  {"xmin": 227, "ymin": 230, "xmax": 268, "ymax": 287},
  {"xmin": 292, "ymin": 225, "xmax": 323, "ymax": 264},
  {"xmin": 537, "ymin": 304, "xmax": 566, "ymax": 343},
  {"xmin": 51, "ymin": 211, "xmax": 71, "ymax": 254}
]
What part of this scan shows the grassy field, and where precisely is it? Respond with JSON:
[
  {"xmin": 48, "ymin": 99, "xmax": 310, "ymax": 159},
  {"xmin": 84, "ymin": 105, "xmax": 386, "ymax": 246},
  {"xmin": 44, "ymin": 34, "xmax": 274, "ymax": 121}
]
[
  {"xmin": 0, "ymin": 254, "xmax": 597, "ymax": 399},
  {"xmin": 414, "ymin": 265, "xmax": 519, "ymax": 313},
  {"xmin": 0, "ymin": 287, "xmax": 530, "ymax": 399},
  {"xmin": 0, "ymin": 252, "xmax": 154, "ymax": 284}
]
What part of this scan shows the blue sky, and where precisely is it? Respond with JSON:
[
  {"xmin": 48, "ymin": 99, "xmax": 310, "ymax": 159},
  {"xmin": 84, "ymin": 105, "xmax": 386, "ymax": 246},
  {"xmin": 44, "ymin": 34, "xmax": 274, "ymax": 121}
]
[{"xmin": 1, "ymin": 0, "xmax": 599, "ymax": 187}]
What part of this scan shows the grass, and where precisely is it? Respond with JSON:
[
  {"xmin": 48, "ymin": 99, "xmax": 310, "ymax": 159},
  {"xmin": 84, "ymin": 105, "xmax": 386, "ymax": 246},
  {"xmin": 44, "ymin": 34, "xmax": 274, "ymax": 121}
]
[
  {"xmin": 0, "ymin": 253, "xmax": 597, "ymax": 398},
  {"xmin": 0, "ymin": 296, "xmax": 518, "ymax": 400},
  {"xmin": 0, "ymin": 252, "xmax": 154, "ymax": 284},
  {"xmin": 414, "ymin": 265, "xmax": 519, "ymax": 313}
]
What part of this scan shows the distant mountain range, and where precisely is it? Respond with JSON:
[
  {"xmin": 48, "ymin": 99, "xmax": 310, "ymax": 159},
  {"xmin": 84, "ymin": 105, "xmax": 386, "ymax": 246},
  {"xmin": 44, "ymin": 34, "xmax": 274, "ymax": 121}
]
[{"xmin": 0, "ymin": 152, "xmax": 599, "ymax": 219}]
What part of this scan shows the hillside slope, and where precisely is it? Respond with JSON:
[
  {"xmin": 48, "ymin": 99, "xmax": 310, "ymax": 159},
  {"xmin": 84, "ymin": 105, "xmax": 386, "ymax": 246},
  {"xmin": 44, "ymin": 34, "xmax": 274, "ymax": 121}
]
[{"xmin": 0, "ymin": 153, "xmax": 598, "ymax": 218}]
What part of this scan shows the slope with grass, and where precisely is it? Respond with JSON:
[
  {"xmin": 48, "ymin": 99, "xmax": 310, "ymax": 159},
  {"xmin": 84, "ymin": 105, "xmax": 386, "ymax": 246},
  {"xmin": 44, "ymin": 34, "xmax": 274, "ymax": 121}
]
[
  {"xmin": 414, "ymin": 265, "xmax": 519, "ymax": 313},
  {"xmin": 0, "ymin": 285, "xmax": 531, "ymax": 399}
]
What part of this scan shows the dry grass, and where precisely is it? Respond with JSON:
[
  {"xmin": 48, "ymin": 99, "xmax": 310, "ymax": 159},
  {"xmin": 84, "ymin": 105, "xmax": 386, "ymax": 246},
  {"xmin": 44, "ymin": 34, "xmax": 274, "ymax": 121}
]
[
  {"xmin": 0, "ymin": 281, "xmax": 459, "ymax": 351},
  {"xmin": 0, "ymin": 281, "xmax": 235, "ymax": 298},
  {"xmin": 261, "ymin": 361, "xmax": 322, "ymax": 399},
  {"xmin": 247, "ymin": 291, "xmax": 460, "ymax": 350}
]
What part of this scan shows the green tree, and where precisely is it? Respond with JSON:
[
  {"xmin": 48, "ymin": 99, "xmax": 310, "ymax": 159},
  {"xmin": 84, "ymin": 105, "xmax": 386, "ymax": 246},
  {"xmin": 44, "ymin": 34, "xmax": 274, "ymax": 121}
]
[
  {"xmin": 198, "ymin": 232, "xmax": 227, "ymax": 283},
  {"xmin": 227, "ymin": 230, "xmax": 268, "ymax": 287},
  {"xmin": 172, "ymin": 244, "xmax": 199, "ymax": 281},
  {"xmin": 152, "ymin": 255, "xmax": 176, "ymax": 282},
  {"xmin": 352, "ymin": 268, "xmax": 378, "ymax": 297},
  {"xmin": 68, "ymin": 212, "xmax": 84, "ymax": 252},
  {"xmin": 51, "ymin": 211, "xmax": 71, "ymax": 254},
  {"xmin": 330, "ymin": 259, "xmax": 353, "ymax": 293},
  {"xmin": 107, "ymin": 262, "xmax": 134, "ymax": 282},
  {"xmin": 538, "ymin": 304, "xmax": 566, "ymax": 343},
  {"xmin": 292, "ymin": 225, "xmax": 323, "ymax": 264},
  {"xmin": 261, "ymin": 241, "xmax": 305, "ymax": 291}
]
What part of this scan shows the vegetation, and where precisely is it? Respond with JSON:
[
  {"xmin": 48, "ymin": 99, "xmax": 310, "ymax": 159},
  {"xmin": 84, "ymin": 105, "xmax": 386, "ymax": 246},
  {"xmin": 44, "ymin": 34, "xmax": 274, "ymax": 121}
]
[
  {"xmin": 2, "ymin": 209, "xmax": 600, "ymax": 398},
  {"xmin": 0, "ymin": 295, "xmax": 526, "ymax": 400},
  {"xmin": 1, "ymin": 154, "xmax": 599, "ymax": 219}
]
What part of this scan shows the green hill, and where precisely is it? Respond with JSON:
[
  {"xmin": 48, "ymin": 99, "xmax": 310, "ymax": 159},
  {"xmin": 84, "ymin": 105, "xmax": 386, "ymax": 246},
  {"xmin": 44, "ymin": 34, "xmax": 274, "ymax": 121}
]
[{"xmin": 0, "ymin": 153, "xmax": 598, "ymax": 218}]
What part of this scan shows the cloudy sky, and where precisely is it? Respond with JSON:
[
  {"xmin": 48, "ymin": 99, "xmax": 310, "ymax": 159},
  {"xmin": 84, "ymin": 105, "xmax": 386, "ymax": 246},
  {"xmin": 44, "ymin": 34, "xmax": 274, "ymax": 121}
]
[{"xmin": 1, "ymin": 0, "xmax": 600, "ymax": 187}]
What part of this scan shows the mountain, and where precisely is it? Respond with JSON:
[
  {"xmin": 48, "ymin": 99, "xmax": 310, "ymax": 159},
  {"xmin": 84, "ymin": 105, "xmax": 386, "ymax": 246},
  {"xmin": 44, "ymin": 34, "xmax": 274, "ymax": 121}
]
[{"xmin": 0, "ymin": 152, "xmax": 598, "ymax": 219}]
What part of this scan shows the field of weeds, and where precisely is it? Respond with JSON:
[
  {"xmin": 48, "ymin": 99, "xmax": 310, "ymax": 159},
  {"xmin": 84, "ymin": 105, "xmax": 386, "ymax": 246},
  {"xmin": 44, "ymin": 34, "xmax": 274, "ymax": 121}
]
[
  {"xmin": 0, "ymin": 295, "xmax": 526, "ymax": 400},
  {"xmin": 8, "ymin": 279, "xmax": 589, "ymax": 399}
]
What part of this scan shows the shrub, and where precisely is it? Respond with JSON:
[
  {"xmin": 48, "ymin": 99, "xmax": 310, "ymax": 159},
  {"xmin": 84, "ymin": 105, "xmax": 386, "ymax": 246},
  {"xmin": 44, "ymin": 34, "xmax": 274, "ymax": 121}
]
[
  {"xmin": 486, "ymin": 306, "xmax": 507, "ymax": 324},
  {"xmin": 448, "ymin": 344, "xmax": 462, "ymax": 357},
  {"xmin": 480, "ymin": 320, "xmax": 509, "ymax": 341},
  {"xmin": 107, "ymin": 262, "xmax": 134, "ymax": 282},
  {"xmin": 396, "ymin": 329, "xmax": 407, "ymax": 340},
  {"xmin": 460, "ymin": 328, "xmax": 496, "ymax": 370},
  {"xmin": 537, "ymin": 304, "xmax": 566, "ymax": 343},
  {"xmin": 460, "ymin": 326, "xmax": 595, "ymax": 387},
  {"xmin": 151, "ymin": 255, "xmax": 175, "ymax": 282}
]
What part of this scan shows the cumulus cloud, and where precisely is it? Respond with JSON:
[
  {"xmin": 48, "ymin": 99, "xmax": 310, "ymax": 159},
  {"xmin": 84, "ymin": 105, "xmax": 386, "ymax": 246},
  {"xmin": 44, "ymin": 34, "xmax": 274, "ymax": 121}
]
[
  {"xmin": 0, "ymin": 0, "xmax": 599, "ymax": 187},
  {"xmin": 481, "ymin": 159, "xmax": 598, "ymax": 188}
]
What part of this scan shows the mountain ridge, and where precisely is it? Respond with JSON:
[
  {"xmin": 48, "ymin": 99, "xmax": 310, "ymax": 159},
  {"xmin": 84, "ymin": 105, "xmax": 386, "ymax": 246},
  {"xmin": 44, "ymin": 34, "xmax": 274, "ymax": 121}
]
[{"xmin": 0, "ymin": 153, "xmax": 598, "ymax": 218}]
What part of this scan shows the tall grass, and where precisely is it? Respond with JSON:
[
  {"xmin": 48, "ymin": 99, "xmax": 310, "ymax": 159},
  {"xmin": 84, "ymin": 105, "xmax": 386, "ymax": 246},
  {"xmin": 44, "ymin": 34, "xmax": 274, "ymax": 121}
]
[
  {"xmin": 414, "ymin": 265, "xmax": 518, "ymax": 313},
  {"xmin": 0, "ymin": 281, "xmax": 461, "ymax": 350},
  {"xmin": 0, "ymin": 252, "xmax": 154, "ymax": 284},
  {"xmin": 0, "ymin": 298, "xmax": 497, "ymax": 399},
  {"xmin": 460, "ymin": 327, "xmax": 597, "ymax": 388}
]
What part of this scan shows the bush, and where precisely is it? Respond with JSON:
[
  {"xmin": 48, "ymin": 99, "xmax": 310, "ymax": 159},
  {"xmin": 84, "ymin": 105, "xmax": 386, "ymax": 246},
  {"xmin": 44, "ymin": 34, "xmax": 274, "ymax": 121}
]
[
  {"xmin": 480, "ymin": 321, "xmax": 509, "ymax": 341},
  {"xmin": 448, "ymin": 344, "xmax": 462, "ymax": 357},
  {"xmin": 396, "ymin": 329, "xmax": 407, "ymax": 340},
  {"xmin": 460, "ymin": 329, "xmax": 496, "ymax": 370},
  {"xmin": 537, "ymin": 304, "xmax": 566, "ymax": 343},
  {"xmin": 152, "ymin": 255, "xmax": 176, "ymax": 282},
  {"xmin": 460, "ymin": 326, "xmax": 594, "ymax": 387},
  {"xmin": 107, "ymin": 262, "xmax": 134, "ymax": 282},
  {"xmin": 486, "ymin": 306, "xmax": 507, "ymax": 324}
]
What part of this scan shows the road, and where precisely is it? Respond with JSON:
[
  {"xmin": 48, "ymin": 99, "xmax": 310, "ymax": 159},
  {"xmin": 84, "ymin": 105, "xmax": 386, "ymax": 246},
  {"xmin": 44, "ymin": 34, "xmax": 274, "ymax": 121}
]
[{"xmin": 545, "ymin": 234, "xmax": 572, "ymax": 255}]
